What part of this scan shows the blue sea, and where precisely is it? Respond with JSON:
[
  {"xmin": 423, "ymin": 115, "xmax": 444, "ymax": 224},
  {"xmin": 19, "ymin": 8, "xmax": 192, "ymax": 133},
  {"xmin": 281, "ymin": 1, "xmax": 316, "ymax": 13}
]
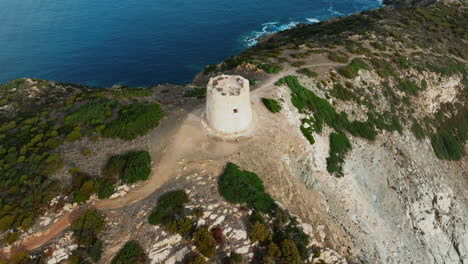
[{"xmin": 0, "ymin": 0, "xmax": 381, "ymax": 87}]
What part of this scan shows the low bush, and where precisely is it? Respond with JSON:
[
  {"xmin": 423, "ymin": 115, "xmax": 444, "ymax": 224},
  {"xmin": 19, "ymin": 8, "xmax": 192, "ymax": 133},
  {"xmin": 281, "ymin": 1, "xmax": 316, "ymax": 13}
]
[
  {"xmin": 193, "ymin": 227, "xmax": 216, "ymax": 258},
  {"xmin": 337, "ymin": 59, "xmax": 370, "ymax": 78},
  {"xmin": 261, "ymin": 98, "xmax": 282, "ymax": 113},
  {"xmin": 398, "ymin": 79, "xmax": 420, "ymax": 96},
  {"xmin": 296, "ymin": 68, "xmax": 318, "ymax": 78},
  {"xmin": 148, "ymin": 190, "xmax": 189, "ymax": 225},
  {"xmin": 218, "ymin": 163, "xmax": 276, "ymax": 213},
  {"xmin": 187, "ymin": 255, "xmax": 207, "ymax": 264},
  {"xmin": 183, "ymin": 88, "xmax": 206, "ymax": 99},
  {"xmin": 64, "ymin": 100, "xmax": 116, "ymax": 127},
  {"xmin": 88, "ymin": 239, "xmax": 103, "ymax": 262},
  {"xmin": 280, "ymin": 239, "xmax": 301, "ymax": 264},
  {"xmin": 71, "ymin": 209, "xmax": 105, "ymax": 246},
  {"xmin": 411, "ymin": 120, "xmax": 425, "ymax": 140},
  {"xmin": 103, "ymin": 151, "xmax": 152, "ymax": 184},
  {"xmin": 326, "ymin": 131, "xmax": 352, "ymax": 177},
  {"xmin": 102, "ymin": 103, "xmax": 164, "ymax": 140},
  {"xmin": 249, "ymin": 221, "xmax": 271, "ymax": 242},
  {"xmin": 111, "ymin": 240, "xmax": 147, "ymax": 264},
  {"xmin": 258, "ymin": 63, "xmax": 282, "ymax": 74},
  {"xmin": 327, "ymin": 51, "xmax": 349, "ymax": 63}
]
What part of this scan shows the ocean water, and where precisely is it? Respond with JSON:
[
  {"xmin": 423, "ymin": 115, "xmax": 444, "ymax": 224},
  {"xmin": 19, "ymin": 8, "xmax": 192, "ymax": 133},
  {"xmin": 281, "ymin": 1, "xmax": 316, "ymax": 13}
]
[{"xmin": 0, "ymin": 0, "xmax": 381, "ymax": 87}]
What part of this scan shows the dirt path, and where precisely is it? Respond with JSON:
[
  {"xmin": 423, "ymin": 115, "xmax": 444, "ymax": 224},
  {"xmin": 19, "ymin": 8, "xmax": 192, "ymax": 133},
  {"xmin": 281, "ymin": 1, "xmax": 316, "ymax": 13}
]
[{"xmin": 2, "ymin": 208, "xmax": 85, "ymax": 259}]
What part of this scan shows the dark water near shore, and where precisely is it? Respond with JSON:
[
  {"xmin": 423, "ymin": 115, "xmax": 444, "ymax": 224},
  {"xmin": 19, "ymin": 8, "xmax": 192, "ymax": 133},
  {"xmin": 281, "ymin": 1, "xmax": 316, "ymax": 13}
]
[{"xmin": 0, "ymin": 0, "xmax": 381, "ymax": 87}]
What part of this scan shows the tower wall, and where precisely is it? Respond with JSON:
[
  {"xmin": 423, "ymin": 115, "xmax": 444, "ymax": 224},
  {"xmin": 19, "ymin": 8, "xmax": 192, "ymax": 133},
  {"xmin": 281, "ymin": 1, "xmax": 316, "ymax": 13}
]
[{"xmin": 206, "ymin": 75, "xmax": 252, "ymax": 134}]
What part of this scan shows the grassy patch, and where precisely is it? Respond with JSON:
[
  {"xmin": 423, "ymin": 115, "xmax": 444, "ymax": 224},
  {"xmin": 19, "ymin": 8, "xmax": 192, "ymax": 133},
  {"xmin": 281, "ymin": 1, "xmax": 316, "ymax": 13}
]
[
  {"xmin": 261, "ymin": 98, "xmax": 282, "ymax": 113},
  {"xmin": 64, "ymin": 100, "xmax": 117, "ymax": 127},
  {"xmin": 102, "ymin": 103, "xmax": 164, "ymax": 140}
]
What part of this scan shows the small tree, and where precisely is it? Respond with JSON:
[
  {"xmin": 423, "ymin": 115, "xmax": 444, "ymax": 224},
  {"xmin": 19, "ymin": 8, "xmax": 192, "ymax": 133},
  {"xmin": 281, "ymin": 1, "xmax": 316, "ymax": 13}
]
[
  {"xmin": 280, "ymin": 240, "xmax": 301, "ymax": 264},
  {"xmin": 111, "ymin": 240, "xmax": 147, "ymax": 264},
  {"xmin": 193, "ymin": 227, "xmax": 216, "ymax": 258},
  {"xmin": 71, "ymin": 209, "xmax": 105, "ymax": 246},
  {"xmin": 249, "ymin": 221, "xmax": 271, "ymax": 243}
]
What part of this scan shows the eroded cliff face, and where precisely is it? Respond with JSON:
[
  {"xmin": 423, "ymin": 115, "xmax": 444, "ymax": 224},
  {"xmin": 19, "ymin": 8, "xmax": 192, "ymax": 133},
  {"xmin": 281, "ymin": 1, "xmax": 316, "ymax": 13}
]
[{"xmin": 270, "ymin": 72, "xmax": 467, "ymax": 264}]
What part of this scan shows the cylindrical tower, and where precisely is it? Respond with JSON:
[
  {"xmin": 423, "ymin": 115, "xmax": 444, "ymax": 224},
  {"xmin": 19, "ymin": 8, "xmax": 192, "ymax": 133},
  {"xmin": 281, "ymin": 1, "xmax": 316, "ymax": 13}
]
[{"xmin": 205, "ymin": 75, "xmax": 252, "ymax": 134}]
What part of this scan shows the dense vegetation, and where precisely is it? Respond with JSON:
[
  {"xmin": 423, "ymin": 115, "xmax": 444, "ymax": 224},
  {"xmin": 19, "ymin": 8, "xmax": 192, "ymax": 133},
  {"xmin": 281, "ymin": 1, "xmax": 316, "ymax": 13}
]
[
  {"xmin": 111, "ymin": 240, "xmax": 147, "ymax": 264},
  {"xmin": 102, "ymin": 103, "xmax": 164, "ymax": 140},
  {"xmin": 148, "ymin": 190, "xmax": 219, "ymax": 259},
  {"xmin": 0, "ymin": 77, "xmax": 165, "ymax": 243},
  {"xmin": 183, "ymin": 87, "xmax": 207, "ymax": 99},
  {"xmin": 218, "ymin": 162, "xmax": 276, "ymax": 213},
  {"xmin": 67, "ymin": 209, "xmax": 106, "ymax": 263},
  {"xmin": 103, "ymin": 151, "xmax": 152, "ymax": 184},
  {"xmin": 70, "ymin": 209, "xmax": 105, "ymax": 246},
  {"xmin": 261, "ymin": 98, "xmax": 282, "ymax": 113},
  {"xmin": 219, "ymin": 163, "xmax": 311, "ymax": 263}
]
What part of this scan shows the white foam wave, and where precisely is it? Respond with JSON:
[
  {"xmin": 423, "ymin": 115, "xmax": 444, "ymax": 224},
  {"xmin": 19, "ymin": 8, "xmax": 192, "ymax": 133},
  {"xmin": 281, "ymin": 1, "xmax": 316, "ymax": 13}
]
[
  {"xmin": 242, "ymin": 21, "xmax": 302, "ymax": 47},
  {"xmin": 306, "ymin": 18, "xmax": 320, "ymax": 23}
]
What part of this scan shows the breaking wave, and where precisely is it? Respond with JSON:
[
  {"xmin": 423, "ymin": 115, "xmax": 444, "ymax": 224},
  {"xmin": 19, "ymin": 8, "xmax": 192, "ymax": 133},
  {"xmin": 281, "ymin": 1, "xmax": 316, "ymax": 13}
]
[{"xmin": 242, "ymin": 18, "xmax": 320, "ymax": 47}]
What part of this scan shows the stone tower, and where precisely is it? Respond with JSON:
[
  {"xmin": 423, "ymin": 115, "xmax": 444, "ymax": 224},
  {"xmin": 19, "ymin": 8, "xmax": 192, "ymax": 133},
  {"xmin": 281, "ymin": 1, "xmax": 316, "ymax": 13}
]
[{"xmin": 205, "ymin": 75, "xmax": 252, "ymax": 134}]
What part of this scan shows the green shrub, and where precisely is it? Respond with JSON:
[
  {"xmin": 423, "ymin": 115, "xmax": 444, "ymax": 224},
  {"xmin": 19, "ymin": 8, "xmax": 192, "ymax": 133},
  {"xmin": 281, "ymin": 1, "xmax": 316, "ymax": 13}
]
[
  {"xmin": 337, "ymin": 59, "xmax": 370, "ymax": 78},
  {"xmin": 183, "ymin": 88, "xmax": 206, "ymax": 99},
  {"xmin": 120, "ymin": 151, "xmax": 152, "ymax": 184},
  {"xmin": 223, "ymin": 252, "xmax": 244, "ymax": 264},
  {"xmin": 398, "ymin": 79, "xmax": 420, "ymax": 96},
  {"xmin": 249, "ymin": 221, "xmax": 271, "ymax": 242},
  {"xmin": 65, "ymin": 101, "xmax": 116, "ymax": 127},
  {"xmin": 296, "ymin": 68, "xmax": 318, "ymax": 78},
  {"xmin": 218, "ymin": 163, "xmax": 276, "ymax": 213},
  {"xmin": 148, "ymin": 190, "xmax": 189, "ymax": 225},
  {"xmin": 187, "ymin": 255, "xmax": 207, "ymax": 264},
  {"xmin": 258, "ymin": 63, "xmax": 282, "ymax": 74},
  {"xmin": 280, "ymin": 239, "xmax": 301, "ymax": 264},
  {"xmin": 66, "ymin": 129, "xmax": 82, "ymax": 142},
  {"xmin": 411, "ymin": 120, "xmax": 425, "ymax": 140},
  {"xmin": 103, "ymin": 151, "xmax": 152, "ymax": 184},
  {"xmin": 88, "ymin": 239, "xmax": 103, "ymax": 262},
  {"xmin": 431, "ymin": 133, "xmax": 465, "ymax": 160},
  {"xmin": 291, "ymin": 61, "xmax": 306, "ymax": 68},
  {"xmin": 0, "ymin": 215, "xmax": 14, "ymax": 232},
  {"xmin": 102, "ymin": 103, "xmax": 164, "ymax": 140},
  {"xmin": 71, "ymin": 209, "xmax": 105, "ymax": 246},
  {"xmin": 261, "ymin": 98, "xmax": 282, "ymax": 113},
  {"xmin": 111, "ymin": 240, "xmax": 147, "ymax": 264},
  {"xmin": 97, "ymin": 179, "xmax": 115, "ymax": 199},
  {"xmin": 421, "ymin": 79, "xmax": 428, "ymax": 90},
  {"xmin": 330, "ymin": 83, "xmax": 355, "ymax": 101},
  {"xmin": 193, "ymin": 227, "xmax": 216, "ymax": 258},
  {"xmin": 326, "ymin": 131, "xmax": 352, "ymax": 177}
]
